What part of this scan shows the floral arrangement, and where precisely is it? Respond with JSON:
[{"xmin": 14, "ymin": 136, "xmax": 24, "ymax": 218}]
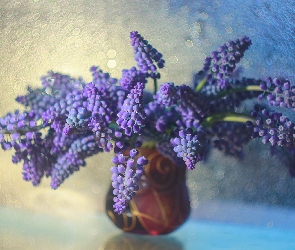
[{"xmin": 1, "ymin": 31, "xmax": 295, "ymax": 215}]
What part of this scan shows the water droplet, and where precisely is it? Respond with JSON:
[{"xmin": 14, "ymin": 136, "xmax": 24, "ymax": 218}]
[
  {"xmin": 33, "ymin": 13, "xmax": 40, "ymax": 20},
  {"xmin": 92, "ymin": 185, "xmax": 100, "ymax": 194},
  {"xmin": 98, "ymin": 52, "xmax": 106, "ymax": 59},
  {"xmin": 259, "ymin": 67, "xmax": 266, "ymax": 74},
  {"xmin": 169, "ymin": 56, "xmax": 178, "ymax": 64},
  {"xmin": 226, "ymin": 26, "xmax": 233, "ymax": 34},
  {"xmin": 72, "ymin": 80, "xmax": 83, "ymax": 90},
  {"xmin": 185, "ymin": 40, "xmax": 193, "ymax": 48},
  {"xmin": 89, "ymin": 228, "xmax": 98, "ymax": 235},
  {"xmin": 54, "ymin": 90, "xmax": 61, "ymax": 98},
  {"xmin": 107, "ymin": 60, "xmax": 116, "ymax": 68},
  {"xmin": 242, "ymin": 59, "xmax": 250, "ymax": 69},
  {"xmin": 248, "ymin": 28, "xmax": 255, "ymax": 36},
  {"xmin": 200, "ymin": 12, "xmax": 208, "ymax": 19},
  {"xmin": 213, "ymin": 1, "xmax": 220, "ymax": 8},
  {"xmin": 45, "ymin": 87, "xmax": 52, "ymax": 95},
  {"xmin": 46, "ymin": 77, "xmax": 55, "ymax": 86},
  {"xmin": 216, "ymin": 170, "xmax": 225, "ymax": 180},
  {"xmin": 107, "ymin": 49, "xmax": 117, "ymax": 58},
  {"xmin": 205, "ymin": 39, "xmax": 212, "ymax": 47},
  {"xmin": 191, "ymin": 200, "xmax": 199, "ymax": 209},
  {"xmin": 266, "ymin": 57, "xmax": 273, "ymax": 66},
  {"xmin": 267, "ymin": 221, "xmax": 274, "ymax": 228},
  {"xmin": 72, "ymin": 28, "xmax": 81, "ymax": 36}
]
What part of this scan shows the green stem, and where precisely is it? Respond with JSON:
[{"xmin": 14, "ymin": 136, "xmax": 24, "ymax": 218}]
[
  {"xmin": 141, "ymin": 141, "xmax": 156, "ymax": 149},
  {"xmin": 214, "ymin": 85, "xmax": 266, "ymax": 99},
  {"xmin": 201, "ymin": 112, "xmax": 256, "ymax": 127},
  {"xmin": 129, "ymin": 134, "xmax": 139, "ymax": 148},
  {"xmin": 195, "ymin": 77, "xmax": 207, "ymax": 92},
  {"xmin": 109, "ymin": 122, "xmax": 119, "ymax": 130},
  {"xmin": 153, "ymin": 78, "xmax": 158, "ymax": 95}
]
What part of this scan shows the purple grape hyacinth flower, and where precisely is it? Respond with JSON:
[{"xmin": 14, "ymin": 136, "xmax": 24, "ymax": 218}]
[
  {"xmin": 260, "ymin": 77, "xmax": 295, "ymax": 110},
  {"xmin": 117, "ymin": 82, "xmax": 146, "ymax": 137},
  {"xmin": 130, "ymin": 31, "xmax": 165, "ymax": 79},
  {"xmin": 171, "ymin": 128, "xmax": 208, "ymax": 170},
  {"xmin": 248, "ymin": 106, "xmax": 295, "ymax": 150},
  {"xmin": 212, "ymin": 122, "xmax": 252, "ymax": 159},
  {"xmin": 111, "ymin": 149, "xmax": 148, "ymax": 214},
  {"xmin": 51, "ymin": 134, "xmax": 103, "ymax": 189},
  {"xmin": 16, "ymin": 71, "xmax": 85, "ymax": 116},
  {"xmin": 177, "ymin": 85, "xmax": 210, "ymax": 129},
  {"xmin": 155, "ymin": 82, "xmax": 180, "ymax": 107},
  {"xmin": 120, "ymin": 67, "xmax": 147, "ymax": 91},
  {"xmin": 196, "ymin": 36, "xmax": 251, "ymax": 88}
]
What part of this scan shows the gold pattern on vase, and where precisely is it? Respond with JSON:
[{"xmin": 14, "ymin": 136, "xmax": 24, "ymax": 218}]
[{"xmin": 105, "ymin": 148, "xmax": 190, "ymax": 235}]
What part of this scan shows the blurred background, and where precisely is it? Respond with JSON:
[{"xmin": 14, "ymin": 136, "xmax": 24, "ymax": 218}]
[{"xmin": 1, "ymin": 0, "xmax": 295, "ymax": 249}]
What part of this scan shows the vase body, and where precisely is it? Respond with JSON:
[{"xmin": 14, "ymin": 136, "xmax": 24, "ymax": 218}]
[{"xmin": 105, "ymin": 148, "xmax": 190, "ymax": 235}]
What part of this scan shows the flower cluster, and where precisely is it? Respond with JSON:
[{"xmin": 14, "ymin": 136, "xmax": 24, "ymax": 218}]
[
  {"xmin": 260, "ymin": 77, "xmax": 295, "ymax": 110},
  {"xmin": 211, "ymin": 122, "xmax": 252, "ymax": 159},
  {"xmin": 1, "ymin": 31, "xmax": 295, "ymax": 215},
  {"xmin": 171, "ymin": 129, "xmax": 207, "ymax": 170},
  {"xmin": 130, "ymin": 31, "xmax": 165, "ymax": 79},
  {"xmin": 177, "ymin": 84, "xmax": 211, "ymax": 128},
  {"xmin": 155, "ymin": 82, "xmax": 180, "ymax": 107},
  {"xmin": 111, "ymin": 149, "xmax": 148, "ymax": 214},
  {"xmin": 197, "ymin": 36, "xmax": 251, "ymax": 87},
  {"xmin": 119, "ymin": 67, "xmax": 147, "ymax": 91},
  {"xmin": 116, "ymin": 82, "xmax": 146, "ymax": 136},
  {"xmin": 16, "ymin": 72, "xmax": 85, "ymax": 116},
  {"xmin": 247, "ymin": 107, "xmax": 295, "ymax": 150},
  {"xmin": 51, "ymin": 134, "xmax": 103, "ymax": 189}
]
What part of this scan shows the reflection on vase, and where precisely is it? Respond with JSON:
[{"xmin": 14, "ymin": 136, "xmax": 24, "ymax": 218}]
[
  {"xmin": 104, "ymin": 233, "xmax": 183, "ymax": 250},
  {"xmin": 106, "ymin": 148, "xmax": 191, "ymax": 235}
]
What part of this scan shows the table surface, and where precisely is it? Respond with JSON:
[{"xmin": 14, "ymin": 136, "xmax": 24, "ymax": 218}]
[{"xmin": 1, "ymin": 202, "xmax": 295, "ymax": 250}]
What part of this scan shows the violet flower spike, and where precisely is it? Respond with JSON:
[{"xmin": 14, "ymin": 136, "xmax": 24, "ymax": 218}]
[
  {"xmin": 155, "ymin": 82, "xmax": 180, "ymax": 107},
  {"xmin": 171, "ymin": 129, "xmax": 208, "ymax": 170},
  {"xmin": 111, "ymin": 149, "xmax": 148, "ymax": 214},
  {"xmin": 130, "ymin": 31, "xmax": 165, "ymax": 79},
  {"xmin": 116, "ymin": 82, "xmax": 146, "ymax": 137}
]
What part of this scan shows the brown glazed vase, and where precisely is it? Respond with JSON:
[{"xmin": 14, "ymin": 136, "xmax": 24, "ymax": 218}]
[{"xmin": 105, "ymin": 147, "xmax": 191, "ymax": 235}]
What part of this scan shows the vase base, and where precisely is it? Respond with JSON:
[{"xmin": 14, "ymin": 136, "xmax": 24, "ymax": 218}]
[{"xmin": 105, "ymin": 148, "xmax": 191, "ymax": 235}]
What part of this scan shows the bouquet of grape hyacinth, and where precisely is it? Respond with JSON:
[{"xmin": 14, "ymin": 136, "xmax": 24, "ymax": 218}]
[{"xmin": 1, "ymin": 31, "xmax": 295, "ymax": 214}]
